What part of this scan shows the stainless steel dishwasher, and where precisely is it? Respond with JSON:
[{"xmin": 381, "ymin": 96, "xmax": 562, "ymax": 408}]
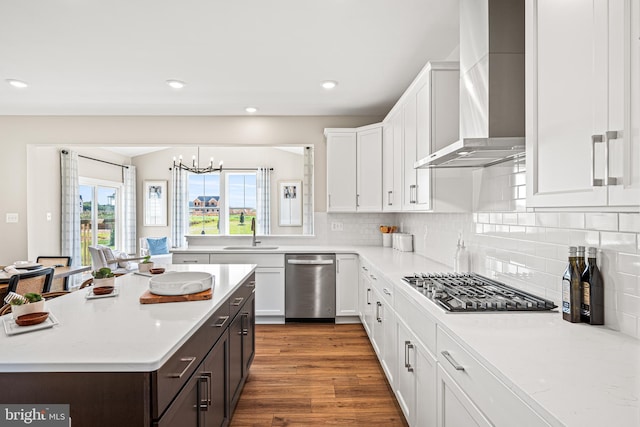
[{"xmin": 285, "ymin": 254, "xmax": 336, "ymax": 321}]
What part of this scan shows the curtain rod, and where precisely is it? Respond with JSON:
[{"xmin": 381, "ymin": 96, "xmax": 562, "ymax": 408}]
[{"xmin": 63, "ymin": 151, "xmax": 130, "ymax": 169}]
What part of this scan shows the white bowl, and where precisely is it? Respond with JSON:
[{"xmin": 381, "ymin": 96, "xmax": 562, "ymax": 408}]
[{"xmin": 148, "ymin": 271, "xmax": 214, "ymax": 296}]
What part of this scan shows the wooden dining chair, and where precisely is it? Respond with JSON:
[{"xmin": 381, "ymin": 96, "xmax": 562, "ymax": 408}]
[
  {"xmin": 7, "ymin": 268, "xmax": 55, "ymax": 295},
  {"xmin": 36, "ymin": 256, "xmax": 72, "ymax": 291}
]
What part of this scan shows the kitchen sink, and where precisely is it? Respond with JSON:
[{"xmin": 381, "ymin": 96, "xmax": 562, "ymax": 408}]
[{"xmin": 222, "ymin": 246, "xmax": 279, "ymax": 250}]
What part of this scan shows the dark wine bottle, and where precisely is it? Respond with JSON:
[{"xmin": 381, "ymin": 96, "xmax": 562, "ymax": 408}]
[
  {"xmin": 581, "ymin": 247, "xmax": 604, "ymax": 325},
  {"xmin": 562, "ymin": 246, "xmax": 581, "ymax": 323},
  {"xmin": 576, "ymin": 246, "xmax": 586, "ymax": 276}
]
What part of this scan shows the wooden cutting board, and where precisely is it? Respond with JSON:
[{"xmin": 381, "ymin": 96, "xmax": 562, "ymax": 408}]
[{"xmin": 139, "ymin": 288, "xmax": 212, "ymax": 304}]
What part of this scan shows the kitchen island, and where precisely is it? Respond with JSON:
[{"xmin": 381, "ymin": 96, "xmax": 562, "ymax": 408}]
[{"xmin": 0, "ymin": 264, "xmax": 257, "ymax": 427}]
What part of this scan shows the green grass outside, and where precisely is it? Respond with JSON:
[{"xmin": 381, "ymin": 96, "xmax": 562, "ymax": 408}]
[{"xmin": 189, "ymin": 214, "xmax": 255, "ymax": 235}]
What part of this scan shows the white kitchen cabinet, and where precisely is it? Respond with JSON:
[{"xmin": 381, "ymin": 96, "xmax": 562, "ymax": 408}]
[
  {"xmin": 358, "ymin": 263, "xmax": 374, "ymax": 337},
  {"xmin": 382, "ymin": 116, "xmax": 403, "ymax": 211},
  {"xmin": 436, "ymin": 365, "xmax": 491, "ymax": 427},
  {"xmin": 395, "ymin": 316, "xmax": 437, "ymax": 427},
  {"xmin": 326, "ymin": 131, "xmax": 357, "ymax": 212},
  {"xmin": 356, "ymin": 126, "xmax": 383, "ymax": 211},
  {"xmin": 385, "ymin": 61, "xmax": 466, "ymax": 212},
  {"xmin": 526, "ymin": 0, "xmax": 640, "ymax": 208},
  {"xmin": 335, "ymin": 254, "xmax": 359, "ymax": 318},
  {"xmin": 254, "ymin": 268, "xmax": 285, "ymax": 317},
  {"xmin": 208, "ymin": 253, "xmax": 285, "ymax": 323},
  {"xmin": 172, "ymin": 253, "xmax": 210, "ymax": 264},
  {"xmin": 325, "ymin": 125, "xmax": 383, "ymax": 212}
]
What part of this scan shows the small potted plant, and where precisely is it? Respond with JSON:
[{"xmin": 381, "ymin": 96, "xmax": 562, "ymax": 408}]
[
  {"xmin": 10, "ymin": 292, "xmax": 45, "ymax": 318},
  {"xmin": 92, "ymin": 267, "xmax": 116, "ymax": 288},
  {"xmin": 138, "ymin": 255, "xmax": 154, "ymax": 273}
]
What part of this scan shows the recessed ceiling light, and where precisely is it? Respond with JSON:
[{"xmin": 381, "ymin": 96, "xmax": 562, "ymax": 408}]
[
  {"xmin": 6, "ymin": 79, "xmax": 28, "ymax": 88},
  {"xmin": 245, "ymin": 107, "xmax": 258, "ymax": 113},
  {"xmin": 166, "ymin": 79, "xmax": 186, "ymax": 89},
  {"xmin": 321, "ymin": 80, "xmax": 338, "ymax": 90}
]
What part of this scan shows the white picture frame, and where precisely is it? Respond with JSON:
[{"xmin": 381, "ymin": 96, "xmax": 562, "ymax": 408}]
[
  {"xmin": 278, "ymin": 180, "xmax": 302, "ymax": 226},
  {"xmin": 144, "ymin": 180, "xmax": 167, "ymax": 226}
]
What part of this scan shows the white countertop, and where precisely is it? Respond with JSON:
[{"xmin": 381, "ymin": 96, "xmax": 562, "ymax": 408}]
[
  {"xmin": 355, "ymin": 247, "xmax": 640, "ymax": 427},
  {"xmin": 0, "ymin": 264, "xmax": 256, "ymax": 373}
]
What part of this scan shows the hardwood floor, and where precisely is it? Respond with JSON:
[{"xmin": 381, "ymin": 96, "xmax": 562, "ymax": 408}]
[{"xmin": 230, "ymin": 323, "xmax": 408, "ymax": 427}]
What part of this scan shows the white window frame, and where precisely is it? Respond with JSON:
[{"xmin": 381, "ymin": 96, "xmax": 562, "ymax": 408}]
[{"xmin": 79, "ymin": 177, "xmax": 123, "ymax": 248}]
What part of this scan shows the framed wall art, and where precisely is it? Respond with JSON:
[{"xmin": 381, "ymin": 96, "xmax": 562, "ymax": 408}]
[
  {"xmin": 278, "ymin": 180, "xmax": 302, "ymax": 226},
  {"xmin": 144, "ymin": 180, "xmax": 167, "ymax": 226}
]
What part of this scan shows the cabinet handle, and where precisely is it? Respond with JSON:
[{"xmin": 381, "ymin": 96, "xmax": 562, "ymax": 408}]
[
  {"xmin": 247, "ymin": 280, "xmax": 256, "ymax": 288},
  {"xmin": 376, "ymin": 301, "xmax": 382, "ymax": 322},
  {"xmin": 362, "ymin": 266, "xmax": 368, "ymax": 271},
  {"xmin": 336, "ymin": 259, "xmax": 340, "ymax": 274},
  {"xmin": 241, "ymin": 312, "xmax": 249, "ymax": 335},
  {"xmin": 404, "ymin": 341, "xmax": 414, "ymax": 372},
  {"xmin": 167, "ymin": 356, "xmax": 197, "ymax": 378},
  {"xmin": 591, "ymin": 134, "xmax": 605, "ymax": 186},
  {"xmin": 182, "ymin": 260, "xmax": 199, "ymax": 263},
  {"xmin": 441, "ymin": 350, "xmax": 465, "ymax": 371},
  {"xmin": 328, "ymin": 194, "xmax": 331, "ymax": 208},
  {"xmin": 383, "ymin": 288, "xmax": 391, "ymax": 296},
  {"xmin": 356, "ymin": 194, "xmax": 360, "ymax": 207},
  {"xmin": 199, "ymin": 371, "xmax": 212, "ymax": 410},
  {"xmin": 605, "ymin": 130, "xmax": 623, "ymax": 185},
  {"xmin": 212, "ymin": 315, "xmax": 229, "ymax": 328},
  {"xmin": 232, "ymin": 297, "xmax": 244, "ymax": 306},
  {"xmin": 366, "ymin": 288, "xmax": 372, "ymax": 305},
  {"xmin": 370, "ymin": 274, "xmax": 377, "ymax": 281},
  {"xmin": 387, "ymin": 190, "xmax": 393, "ymax": 206},
  {"xmin": 409, "ymin": 184, "xmax": 417, "ymax": 203}
]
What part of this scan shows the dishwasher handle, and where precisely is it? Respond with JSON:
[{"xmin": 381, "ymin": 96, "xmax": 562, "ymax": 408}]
[{"xmin": 287, "ymin": 259, "xmax": 334, "ymax": 265}]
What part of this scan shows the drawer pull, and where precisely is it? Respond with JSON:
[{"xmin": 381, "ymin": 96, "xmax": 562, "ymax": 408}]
[
  {"xmin": 362, "ymin": 266, "xmax": 368, "ymax": 272},
  {"xmin": 247, "ymin": 280, "xmax": 256, "ymax": 288},
  {"xmin": 366, "ymin": 288, "xmax": 372, "ymax": 305},
  {"xmin": 167, "ymin": 356, "xmax": 197, "ymax": 378},
  {"xmin": 213, "ymin": 315, "xmax": 229, "ymax": 328},
  {"xmin": 376, "ymin": 301, "xmax": 382, "ymax": 322},
  {"xmin": 232, "ymin": 297, "xmax": 244, "ymax": 306},
  {"xmin": 182, "ymin": 260, "xmax": 199, "ymax": 263},
  {"xmin": 442, "ymin": 350, "xmax": 465, "ymax": 371},
  {"xmin": 241, "ymin": 312, "xmax": 249, "ymax": 335},
  {"xmin": 370, "ymin": 274, "xmax": 377, "ymax": 281},
  {"xmin": 199, "ymin": 372, "xmax": 212, "ymax": 410},
  {"xmin": 383, "ymin": 288, "xmax": 391, "ymax": 295},
  {"xmin": 404, "ymin": 341, "xmax": 414, "ymax": 372}
]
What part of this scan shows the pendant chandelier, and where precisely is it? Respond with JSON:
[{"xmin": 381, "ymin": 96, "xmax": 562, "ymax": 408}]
[{"xmin": 173, "ymin": 147, "xmax": 223, "ymax": 174}]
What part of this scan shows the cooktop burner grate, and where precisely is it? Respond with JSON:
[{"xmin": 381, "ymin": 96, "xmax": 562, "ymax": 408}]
[{"xmin": 401, "ymin": 273, "xmax": 557, "ymax": 312}]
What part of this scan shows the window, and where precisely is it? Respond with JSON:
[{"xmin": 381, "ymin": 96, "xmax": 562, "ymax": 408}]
[
  {"xmin": 79, "ymin": 179, "xmax": 121, "ymax": 265},
  {"xmin": 187, "ymin": 172, "xmax": 257, "ymax": 235}
]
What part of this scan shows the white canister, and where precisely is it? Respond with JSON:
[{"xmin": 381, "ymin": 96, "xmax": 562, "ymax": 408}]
[
  {"xmin": 397, "ymin": 234, "xmax": 414, "ymax": 252},
  {"xmin": 382, "ymin": 233, "xmax": 392, "ymax": 247}
]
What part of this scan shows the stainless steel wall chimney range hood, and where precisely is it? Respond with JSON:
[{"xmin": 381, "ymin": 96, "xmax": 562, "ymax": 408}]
[{"xmin": 415, "ymin": 0, "xmax": 525, "ymax": 169}]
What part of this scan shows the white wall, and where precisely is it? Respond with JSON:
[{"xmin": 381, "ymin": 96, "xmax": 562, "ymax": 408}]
[{"xmin": 1, "ymin": 115, "xmax": 381, "ymax": 264}]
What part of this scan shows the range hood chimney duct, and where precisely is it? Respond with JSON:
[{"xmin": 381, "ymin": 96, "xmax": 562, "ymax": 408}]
[{"xmin": 415, "ymin": 0, "xmax": 525, "ymax": 169}]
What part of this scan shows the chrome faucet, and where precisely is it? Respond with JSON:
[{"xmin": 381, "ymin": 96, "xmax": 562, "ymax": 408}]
[{"xmin": 251, "ymin": 217, "xmax": 261, "ymax": 246}]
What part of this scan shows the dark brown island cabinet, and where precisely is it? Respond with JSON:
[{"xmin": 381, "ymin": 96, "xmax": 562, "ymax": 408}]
[{"xmin": 0, "ymin": 273, "xmax": 256, "ymax": 427}]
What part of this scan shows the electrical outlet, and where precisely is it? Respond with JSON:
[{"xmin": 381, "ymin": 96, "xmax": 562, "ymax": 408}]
[
  {"xmin": 331, "ymin": 222, "xmax": 343, "ymax": 231},
  {"xmin": 6, "ymin": 213, "xmax": 18, "ymax": 223}
]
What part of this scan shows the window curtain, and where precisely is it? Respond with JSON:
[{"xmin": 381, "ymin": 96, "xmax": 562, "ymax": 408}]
[
  {"xmin": 303, "ymin": 147, "xmax": 314, "ymax": 235},
  {"xmin": 122, "ymin": 165, "xmax": 136, "ymax": 254},
  {"xmin": 256, "ymin": 167, "xmax": 271, "ymax": 235},
  {"xmin": 60, "ymin": 149, "xmax": 81, "ymax": 274},
  {"xmin": 171, "ymin": 166, "xmax": 188, "ymax": 248}
]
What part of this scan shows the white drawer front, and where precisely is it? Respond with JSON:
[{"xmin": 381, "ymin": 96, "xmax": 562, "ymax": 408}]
[
  {"xmin": 172, "ymin": 253, "xmax": 210, "ymax": 264},
  {"xmin": 437, "ymin": 327, "xmax": 550, "ymax": 427},
  {"xmin": 370, "ymin": 269, "xmax": 394, "ymax": 307},
  {"xmin": 394, "ymin": 287, "xmax": 436, "ymax": 354},
  {"xmin": 210, "ymin": 253, "xmax": 284, "ymax": 267}
]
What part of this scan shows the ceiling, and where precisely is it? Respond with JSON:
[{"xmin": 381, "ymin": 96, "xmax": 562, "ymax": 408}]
[{"xmin": 0, "ymin": 0, "xmax": 459, "ymax": 117}]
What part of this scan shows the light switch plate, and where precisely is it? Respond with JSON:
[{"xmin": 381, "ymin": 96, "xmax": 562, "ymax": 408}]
[
  {"xmin": 331, "ymin": 222, "xmax": 343, "ymax": 231},
  {"xmin": 6, "ymin": 213, "xmax": 18, "ymax": 223}
]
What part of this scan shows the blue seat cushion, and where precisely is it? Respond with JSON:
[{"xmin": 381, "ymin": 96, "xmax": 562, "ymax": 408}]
[{"xmin": 147, "ymin": 237, "xmax": 169, "ymax": 255}]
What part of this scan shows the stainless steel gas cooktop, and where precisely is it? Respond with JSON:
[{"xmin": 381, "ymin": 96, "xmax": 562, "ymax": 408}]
[{"xmin": 401, "ymin": 273, "xmax": 557, "ymax": 312}]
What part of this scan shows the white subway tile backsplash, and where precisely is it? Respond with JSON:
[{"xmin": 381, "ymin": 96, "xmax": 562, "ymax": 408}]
[
  {"xmin": 619, "ymin": 213, "xmax": 640, "ymax": 232},
  {"xmin": 558, "ymin": 212, "xmax": 585, "ymax": 229},
  {"xmin": 490, "ymin": 213, "xmax": 503, "ymax": 224},
  {"xmin": 601, "ymin": 232, "xmax": 638, "ymax": 254},
  {"xmin": 619, "ymin": 313, "xmax": 638, "ymax": 338},
  {"xmin": 517, "ymin": 213, "xmax": 536, "ymax": 226},
  {"xmin": 536, "ymin": 212, "xmax": 559, "ymax": 228},
  {"xmin": 503, "ymin": 213, "xmax": 518, "ymax": 225},
  {"xmin": 617, "ymin": 253, "xmax": 640, "ymax": 276},
  {"xmin": 585, "ymin": 213, "xmax": 619, "ymax": 231}
]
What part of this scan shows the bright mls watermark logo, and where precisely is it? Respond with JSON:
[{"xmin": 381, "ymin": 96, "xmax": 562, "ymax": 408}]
[{"xmin": 0, "ymin": 405, "xmax": 69, "ymax": 426}]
